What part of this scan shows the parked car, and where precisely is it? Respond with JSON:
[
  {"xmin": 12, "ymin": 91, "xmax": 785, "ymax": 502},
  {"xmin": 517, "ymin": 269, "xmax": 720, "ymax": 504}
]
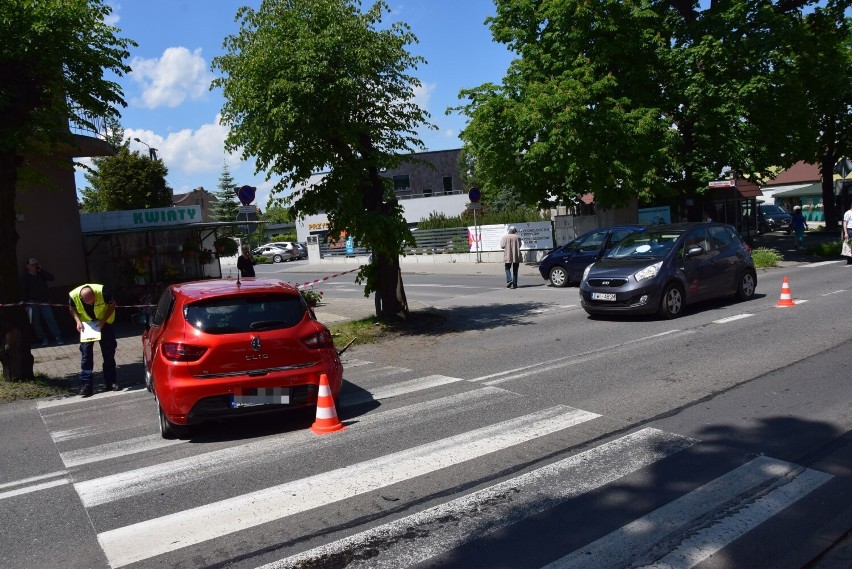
[
  {"xmin": 539, "ymin": 225, "xmax": 645, "ymax": 287},
  {"xmin": 758, "ymin": 204, "xmax": 793, "ymax": 234},
  {"xmin": 579, "ymin": 223, "xmax": 756, "ymax": 319},
  {"xmin": 253, "ymin": 244, "xmax": 297, "ymax": 263},
  {"xmin": 267, "ymin": 241, "xmax": 307, "ymax": 260},
  {"xmin": 134, "ymin": 278, "xmax": 343, "ymax": 439}
]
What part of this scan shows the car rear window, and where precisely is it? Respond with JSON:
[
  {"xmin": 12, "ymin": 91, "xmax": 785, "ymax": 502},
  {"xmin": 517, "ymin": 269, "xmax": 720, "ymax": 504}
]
[{"xmin": 184, "ymin": 293, "xmax": 306, "ymax": 334}]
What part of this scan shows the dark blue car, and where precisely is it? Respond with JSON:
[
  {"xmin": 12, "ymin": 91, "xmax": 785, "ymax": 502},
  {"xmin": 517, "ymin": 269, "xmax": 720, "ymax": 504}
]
[{"xmin": 538, "ymin": 225, "xmax": 645, "ymax": 287}]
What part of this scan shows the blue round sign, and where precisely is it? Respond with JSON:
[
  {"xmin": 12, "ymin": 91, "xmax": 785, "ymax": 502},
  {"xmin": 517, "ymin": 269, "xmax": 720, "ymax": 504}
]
[
  {"xmin": 468, "ymin": 187, "xmax": 481, "ymax": 203},
  {"xmin": 236, "ymin": 185, "xmax": 257, "ymax": 206}
]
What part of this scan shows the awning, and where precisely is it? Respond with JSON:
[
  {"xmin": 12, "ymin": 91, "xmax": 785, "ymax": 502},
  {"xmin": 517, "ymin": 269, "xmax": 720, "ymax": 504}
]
[{"xmin": 771, "ymin": 183, "xmax": 823, "ymax": 198}]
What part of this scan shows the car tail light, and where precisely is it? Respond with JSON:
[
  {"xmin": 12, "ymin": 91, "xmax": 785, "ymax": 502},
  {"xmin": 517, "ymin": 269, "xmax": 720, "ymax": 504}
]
[
  {"xmin": 302, "ymin": 330, "xmax": 334, "ymax": 349},
  {"xmin": 161, "ymin": 342, "xmax": 208, "ymax": 362}
]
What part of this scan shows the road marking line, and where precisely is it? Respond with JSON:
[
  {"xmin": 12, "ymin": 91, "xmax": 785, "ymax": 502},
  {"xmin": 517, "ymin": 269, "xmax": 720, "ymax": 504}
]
[
  {"xmin": 259, "ymin": 428, "xmax": 694, "ymax": 569},
  {"xmin": 471, "ymin": 330, "xmax": 687, "ymax": 385},
  {"xmin": 75, "ymin": 387, "xmax": 519, "ymax": 505},
  {"xmin": 61, "ymin": 434, "xmax": 183, "ymax": 468},
  {"xmin": 803, "ymin": 260, "xmax": 844, "ymax": 267},
  {"xmin": 542, "ymin": 456, "xmax": 832, "ymax": 569},
  {"xmin": 338, "ymin": 358, "xmax": 372, "ymax": 368},
  {"xmin": 712, "ymin": 313, "xmax": 753, "ymax": 324},
  {"xmin": 0, "ymin": 470, "xmax": 68, "ymax": 491},
  {"xmin": 343, "ymin": 374, "xmax": 466, "ymax": 406},
  {"xmin": 359, "ymin": 365, "xmax": 411, "ymax": 378},
  {"xmin": 36, "ymin": 389, "xmax": 134, "ymax": 409},
  {"xmin": 0, "ymin": 478, "xmax": 70, "ymax": 500},
  {"xmin": 96, "ymin": 406, "xmax": 600, "ymax": 567},
  {"xmin": 821, "ymin": 290, "xmax": 847, "ymax": 296}
]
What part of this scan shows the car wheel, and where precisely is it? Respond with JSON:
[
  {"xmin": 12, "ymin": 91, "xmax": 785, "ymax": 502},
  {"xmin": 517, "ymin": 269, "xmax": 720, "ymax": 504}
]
[
  {"xmin": 272, "ymin": 254, "xmax": 283, "ymax": 263},
  {"xmin": 548, "ymin": 266, "xmax": 569, "ymax": 287},
  {"xmin": 658, "ymin": 283, "xmax": 684, "ymax": 319},
  {"xmin": 736, "ymin": 270, "xmax": 757, "ymax": 301},
  {"xmin": 157, "ymin": 401, "xmax": 188, "ymax": 440},
  {"xmin": 144, "ymin": 364, "xmax": 153, "ymax": 393}
]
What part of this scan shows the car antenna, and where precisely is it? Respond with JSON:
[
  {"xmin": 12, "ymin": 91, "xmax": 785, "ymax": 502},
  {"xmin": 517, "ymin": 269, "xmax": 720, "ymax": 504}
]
[{"xmin": 236, "ymin": 273, "xmax": 241, "ymax": 287}]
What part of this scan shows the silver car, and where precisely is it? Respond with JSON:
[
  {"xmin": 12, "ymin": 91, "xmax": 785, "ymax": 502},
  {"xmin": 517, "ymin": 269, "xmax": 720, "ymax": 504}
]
[{"xmin": 252, "ymin": 244, "xmax": 297, "ymax": 263}]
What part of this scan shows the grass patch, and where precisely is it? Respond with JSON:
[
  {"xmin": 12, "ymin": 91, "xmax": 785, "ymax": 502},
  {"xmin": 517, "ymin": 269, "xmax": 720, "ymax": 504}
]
[
  {"xmin": 328, "ymin": 310, "xmax": 448, "ymax": 350},
  {"xmin": 0, "ymin": 375, "xmax": 75, "ymax": 403},
  {"xmin": 751, "ymin": 247, "xmax": 781, "ymax": 269},
  {"xmin": 806, "ymin": 240, "xmax": 842, "ymax": 257}
]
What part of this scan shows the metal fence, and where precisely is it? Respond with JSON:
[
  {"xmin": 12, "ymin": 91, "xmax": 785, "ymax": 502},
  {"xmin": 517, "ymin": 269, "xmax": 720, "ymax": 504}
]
[{"xmin": 319, "ymin": 227, "xmax": 470, "ymax": 258}]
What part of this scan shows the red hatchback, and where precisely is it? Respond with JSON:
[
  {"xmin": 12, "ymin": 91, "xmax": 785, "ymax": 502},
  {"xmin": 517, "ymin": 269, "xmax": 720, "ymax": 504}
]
[{"xmin": 135, "ymin": 278, "xmax": 343, "ymax": 438}]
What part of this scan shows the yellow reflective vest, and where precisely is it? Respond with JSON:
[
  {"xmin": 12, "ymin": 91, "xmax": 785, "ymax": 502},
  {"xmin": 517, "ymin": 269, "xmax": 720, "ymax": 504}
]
[{"xmin": 69, "ymin": 284, "xmax": 116, "ymax": 324}]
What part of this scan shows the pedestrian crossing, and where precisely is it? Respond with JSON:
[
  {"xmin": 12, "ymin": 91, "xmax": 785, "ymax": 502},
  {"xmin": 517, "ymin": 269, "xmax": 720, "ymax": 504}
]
[{"xmin": 29, "ymin": 357, "xmax": 833, "ymax": 568}]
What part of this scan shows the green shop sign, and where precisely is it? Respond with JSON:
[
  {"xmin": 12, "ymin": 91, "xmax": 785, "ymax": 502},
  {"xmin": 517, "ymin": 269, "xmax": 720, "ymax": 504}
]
[{"xmin": 80, "ymin": 206, "xmax": 203, "ymax": 233}]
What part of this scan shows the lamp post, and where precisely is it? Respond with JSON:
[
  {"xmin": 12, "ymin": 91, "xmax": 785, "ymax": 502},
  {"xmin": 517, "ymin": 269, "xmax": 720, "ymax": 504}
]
[{"xmin": 133, "ymin": 137, "xmax": 158, "ymax": 160}]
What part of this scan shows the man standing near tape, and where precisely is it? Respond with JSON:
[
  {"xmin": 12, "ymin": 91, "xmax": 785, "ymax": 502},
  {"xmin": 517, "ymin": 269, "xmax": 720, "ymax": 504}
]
[
  {"xmin": 68, "ymin": 284, "xmax": 117, "ymax": 397},
  {"xmin": 20, "ymin": 258, "xmax": 63, "ymax": 346}
]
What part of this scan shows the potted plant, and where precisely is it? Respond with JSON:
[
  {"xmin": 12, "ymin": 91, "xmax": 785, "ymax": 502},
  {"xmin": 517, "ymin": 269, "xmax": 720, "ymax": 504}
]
[
  {"xmin": 132, "ymin": 257, "xmax": 149, "ymax": 285},
  {"xmin": 214, "ymin": 236, "xmax": 238, "ymax": 257},
  {"xmin": 300, "ymin": 288, "xmax": 323, "ymax": 307}
]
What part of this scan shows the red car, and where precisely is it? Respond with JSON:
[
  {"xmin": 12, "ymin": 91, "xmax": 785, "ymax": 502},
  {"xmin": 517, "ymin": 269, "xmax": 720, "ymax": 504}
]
[{"xmin": 135, "ymin": 278, "xmax": 342, "ymax": 439}]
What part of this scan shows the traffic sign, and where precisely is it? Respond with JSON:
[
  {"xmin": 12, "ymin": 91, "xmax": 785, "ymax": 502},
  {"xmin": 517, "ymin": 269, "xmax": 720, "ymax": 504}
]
[
  {"xmin": 466, "ymin": 202, "xmax": 482, "ymax": 210},
  {"xmin": 236, "ymin": 185, "xmax": 257, "ymax": 206},
  {"xmin": 468, "ymin": 187, "xmax": 481, "ymax": 203}
]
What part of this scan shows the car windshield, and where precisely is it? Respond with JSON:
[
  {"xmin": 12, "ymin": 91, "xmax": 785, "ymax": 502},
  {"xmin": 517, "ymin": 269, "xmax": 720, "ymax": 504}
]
[
  {"xmin": 760, "ymin": 204, "xmax": 788, "ymax": 215},
  {"xmin": 606, "ymin": 230, "xmax": 684, "ymax": 259},
  {"xmin": 185, "ymin": 293, "xmax": 305, "ymax": 334}
]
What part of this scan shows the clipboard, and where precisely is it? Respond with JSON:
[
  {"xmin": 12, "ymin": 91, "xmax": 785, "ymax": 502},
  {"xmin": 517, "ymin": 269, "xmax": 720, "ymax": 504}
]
[{"xmin": 80, "ymin": 321, "xmax": 101, "ymax": 343}]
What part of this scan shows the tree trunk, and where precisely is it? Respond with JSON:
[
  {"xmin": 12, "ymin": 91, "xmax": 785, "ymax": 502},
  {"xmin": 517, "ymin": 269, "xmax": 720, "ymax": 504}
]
[
  {"xmin": 0, "ymin": 148, "xmax": 35, "ymax": 381},
  {"xmin": 372, "ymin": 252, "xmax": 408, "ymax": 320},
  {"xmin": 820, "ymin": 154, "xmax": 839, "ymax": 230}
]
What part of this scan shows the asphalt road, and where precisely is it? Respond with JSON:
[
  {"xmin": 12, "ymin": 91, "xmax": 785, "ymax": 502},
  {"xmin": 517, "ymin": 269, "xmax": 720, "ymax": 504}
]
[{"xmin": 2, "ymin": 255, "xmax": 850, "ymax": 568}]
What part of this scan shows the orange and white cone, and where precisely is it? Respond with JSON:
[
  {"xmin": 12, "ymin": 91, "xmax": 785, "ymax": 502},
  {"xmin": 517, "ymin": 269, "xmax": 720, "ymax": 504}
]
[
  {"xmin": 776, "ymin": 277, "xmax": 796, "ymax": 307},
  {"xmin": 310, "ymin": 374, "xmax": 345, "ymax": 434}
]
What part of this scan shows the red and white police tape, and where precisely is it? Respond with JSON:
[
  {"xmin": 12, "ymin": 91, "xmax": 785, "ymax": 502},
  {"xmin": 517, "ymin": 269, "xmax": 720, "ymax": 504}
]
[{"xmin": 1, "ymin": 266, "xmax": 363, "ymax": 309}]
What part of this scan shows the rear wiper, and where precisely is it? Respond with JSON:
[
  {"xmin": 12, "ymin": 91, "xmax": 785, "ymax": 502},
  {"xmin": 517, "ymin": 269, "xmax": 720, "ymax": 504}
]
[{"xmin": 250, "ymin": 320, "xmax": 286, "ymax": 330}]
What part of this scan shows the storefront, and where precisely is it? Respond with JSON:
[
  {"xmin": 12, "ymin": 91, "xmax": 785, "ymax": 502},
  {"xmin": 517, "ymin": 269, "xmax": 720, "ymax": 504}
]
[
  {"xmin": 80, "ymin": 206, "xmax": 239, "ymax": 306},
  {"xmin": 704, "ymin": 179, "xmax": 762, "ymax": 241}
]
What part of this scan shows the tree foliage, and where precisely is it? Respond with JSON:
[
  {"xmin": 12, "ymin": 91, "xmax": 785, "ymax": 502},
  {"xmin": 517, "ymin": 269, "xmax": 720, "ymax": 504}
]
[
  {"xmin": 0, "ymin": 0, "xmax": 133, "ymax": 380},
  {"xmin": 79, "ymin": 147, "xmax": 172, "ymax": 211},
  {"xmin": 213, "ymin": 0, "xmax": 434, "ymax": 319},
  {"xmin": 454, "ymin": 0, "xmax": 849, "ymax": 218},
  {"xmin": 210, "ymin": 161, "xmax": 241, "ymax": 236}
]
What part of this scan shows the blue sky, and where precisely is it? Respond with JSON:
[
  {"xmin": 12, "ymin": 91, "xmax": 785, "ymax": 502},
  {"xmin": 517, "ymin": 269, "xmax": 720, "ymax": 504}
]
[{"xmin": 80, "ymin": 0, "xmax": 515, "ymax": 210}]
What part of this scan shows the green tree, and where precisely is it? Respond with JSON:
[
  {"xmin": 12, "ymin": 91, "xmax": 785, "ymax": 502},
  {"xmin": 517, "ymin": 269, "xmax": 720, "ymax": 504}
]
[
  {"xmin": 0, "ymin": 0, "xmax": 133, "ymax": 381},
  {"xmin": 213, "ymin": 0, "xmax": 433, "ymax": 319},
  {"xmin": 454, "ymin": 0, "xmax": 829, "ymax": 213},
  {"xmin": 79, "ymin": 115, "xmax": 129, "ymax": 211},
  {"xmin": 211, "ymin": 160, "xmax": 241, "ymax": 236},
  {"xmin": 80, "ymin": 146, "xmax": 172, "ymax": 211},
  {"xmin": 785, "ymin": 3, "xmax": 851, "ymax": 228}
]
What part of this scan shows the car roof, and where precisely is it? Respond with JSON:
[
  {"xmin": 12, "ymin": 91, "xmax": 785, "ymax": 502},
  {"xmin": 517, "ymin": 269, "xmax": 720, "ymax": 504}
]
[
  {"xmin": 169, "ymin": 278, "xmax": 300, "ymax": 301},
  {"xmin": 644, "ymin": 222, "xmax": 732, "ymax": 232}
]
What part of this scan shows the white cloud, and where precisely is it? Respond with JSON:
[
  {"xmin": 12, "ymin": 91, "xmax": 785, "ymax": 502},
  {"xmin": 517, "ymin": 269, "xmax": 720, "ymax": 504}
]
[
  {"xmin": 104, "ymin": 3, "xmax": 121, "ymax": 26},
  {"xmin": 412, "ymin": 81, "xmax": 436, "ymax": 112},
  {"xmin": 130, "ymin": 47, "xmax": 213, "ymax": 109}
]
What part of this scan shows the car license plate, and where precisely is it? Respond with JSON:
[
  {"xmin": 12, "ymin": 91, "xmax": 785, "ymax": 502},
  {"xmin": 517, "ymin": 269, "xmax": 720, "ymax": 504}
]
[
  {"xmin": 591, "ymin": 292, "xmax": 616, "ymax": 301},
  {"xmin": 231, "ymin": 388, "xmax": 291, "ymax": 408}
]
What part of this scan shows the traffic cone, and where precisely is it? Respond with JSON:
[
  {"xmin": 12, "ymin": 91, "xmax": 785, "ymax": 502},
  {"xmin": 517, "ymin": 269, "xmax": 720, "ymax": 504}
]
[
  {"xmin": 310, "ymin": 374, "xmax": 346, "ymax": 434},
  {"xmin": 776, "ymin": 277, "xmax": 796, "ymax": 307}
]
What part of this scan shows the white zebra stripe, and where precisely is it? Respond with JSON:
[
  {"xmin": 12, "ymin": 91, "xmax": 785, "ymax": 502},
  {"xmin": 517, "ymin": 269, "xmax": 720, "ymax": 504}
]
[{"xmin": 97, "ymin": 405, "xmax": 599, "ymax": 567}]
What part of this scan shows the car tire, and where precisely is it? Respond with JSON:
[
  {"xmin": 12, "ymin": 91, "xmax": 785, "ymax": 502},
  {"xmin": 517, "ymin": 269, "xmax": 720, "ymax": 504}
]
[
  {"xmin": 144, "ymin": 363, "xmax": 153, "ymax": 393},
  {"xmin": 158, "ymin": 402, "xmax": 188, "ymax": 440},
  {"xmin": 658, "ymin": 283, "xmax": 684, "ymax": 319},
  {"xmin": 548, "ymin": 266, "xmax": 569, "ymax": 287},
  {"xmin": 272, "ymin": 254, "xmax": 283, "ymax": 263},
  {"xmin": 736, "ymin": 270, "xmax": 757, "ymax": 301}
]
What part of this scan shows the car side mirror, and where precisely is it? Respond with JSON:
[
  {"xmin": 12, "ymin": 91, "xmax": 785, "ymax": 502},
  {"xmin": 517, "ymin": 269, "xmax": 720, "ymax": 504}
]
[
  {"xmin": 686, "ymin": 245, "xmax": 704, "ymax": 257},
  {"xmin": 131, "ymin": 312, "xmax": 151, "ymax": 328}
]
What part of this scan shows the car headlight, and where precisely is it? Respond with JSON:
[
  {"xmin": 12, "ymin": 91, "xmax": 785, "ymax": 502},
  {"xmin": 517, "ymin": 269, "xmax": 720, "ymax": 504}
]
[
  {"xmin": 582, "ymin": 263, "xmax": 594, "ymax": 282},
  {"xmin": 634, "ymin": 261, "xmax": 662, "ymax": 282}
]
